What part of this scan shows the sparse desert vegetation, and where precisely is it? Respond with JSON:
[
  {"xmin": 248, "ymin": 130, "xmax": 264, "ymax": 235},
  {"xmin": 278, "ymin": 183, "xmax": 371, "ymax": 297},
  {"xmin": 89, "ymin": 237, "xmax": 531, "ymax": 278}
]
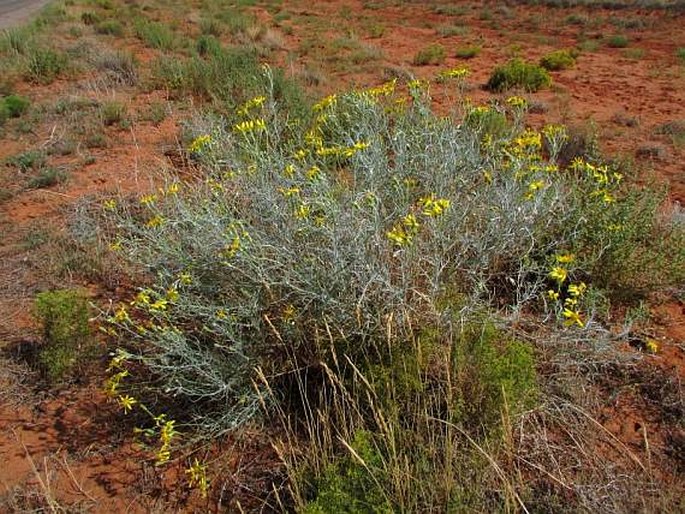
[{"xmin": 0, "ymin": 0, "xmax": 684, "ymax": 512}]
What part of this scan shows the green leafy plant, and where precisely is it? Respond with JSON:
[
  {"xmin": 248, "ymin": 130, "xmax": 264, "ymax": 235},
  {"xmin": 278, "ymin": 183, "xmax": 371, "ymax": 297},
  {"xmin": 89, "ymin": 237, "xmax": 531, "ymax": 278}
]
[
  {"xmin": 34, "ymin": 289, "xmax": 91, "ymax": 381},
  {"xmin": 486, "ymin": 58, "xmax": 551, "ymax": 92}
]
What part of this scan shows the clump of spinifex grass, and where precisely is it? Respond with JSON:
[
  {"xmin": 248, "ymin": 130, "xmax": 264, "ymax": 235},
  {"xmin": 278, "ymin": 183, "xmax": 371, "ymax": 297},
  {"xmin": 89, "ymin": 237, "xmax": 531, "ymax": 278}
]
[{"xmin": 95, "ymin": 67, "xmax": 684, "ymax": 509}]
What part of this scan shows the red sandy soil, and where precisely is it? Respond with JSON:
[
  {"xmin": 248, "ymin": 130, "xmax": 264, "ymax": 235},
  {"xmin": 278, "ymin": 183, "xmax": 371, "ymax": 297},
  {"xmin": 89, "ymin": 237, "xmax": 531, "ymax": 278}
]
[{"xmin": 0, "ymin": 0, "xmax": 683, "ymax": 511}]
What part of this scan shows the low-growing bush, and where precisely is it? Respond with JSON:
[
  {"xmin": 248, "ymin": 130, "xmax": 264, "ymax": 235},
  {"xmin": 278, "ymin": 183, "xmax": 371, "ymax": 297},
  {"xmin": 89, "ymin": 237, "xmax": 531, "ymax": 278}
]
[
  {"xmin": 34, "ymin": 289, "xmax": 91, "ymax": 381},
  {"xmin": 606, "ymin": 34, "xmax": 629, "ymax": 48},
  {"xmin": 540, "ymin": 49, "xmax": 576, "ymax": 71},
  {"xmin": 486, "ymin": 58, "xmax": 551, "ymax": 92},
  {"xmin": 95, "ymin": 70, "xmax": 684, "ymax": 510},
  {"xmin": 413, "ymin": 43, "xmax": 446, "ymax": 65}
]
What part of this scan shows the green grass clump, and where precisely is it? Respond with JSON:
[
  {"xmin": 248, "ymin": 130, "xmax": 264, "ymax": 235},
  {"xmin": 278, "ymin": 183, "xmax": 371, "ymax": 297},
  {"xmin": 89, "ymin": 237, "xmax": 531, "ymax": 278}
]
[
  {"xmin": 455, "ymin": 45, "xmax": 481, "ymax": 59},
  {"xmin": 134, "ymin": 18, "xmax": 175, "ymax": 50},
  {"xmin": 676, "ymin": 47, "xmax": 685, "ymax": 63},
  {"xmin": 25, "ymin": 48, "xmax": 68, "ymax": 84},
  {"xmin": 27, "ymin": 167, "xmax": 67, "ymax": 189},
  {"xmin": 100, "ymin": 100, "xmax": 126, "ymax": 126},
  {"xmin": 606, "ymin": 34, "xmax": 629, "ymax": 48},
  {"xmin": 34, "ymin": 289, "xmax": 91, "ymax": 381},
  {"xmin": 486, "ymin": 58, "xmax": 551, "ymax": 92},
  {"xmin": 413, "ymin": 43, "xmax": 446, "ymax": 65},
  {"xmin": 2, "ymin": 94, "xmax": 30, "ymax": 117},
  {"xmin": 95, "ymin": 20, "xmax": 125, "ymax": 37},
  {"xmin": 539, "ymin": 49, "xmax": 576, "ymax": 71}
]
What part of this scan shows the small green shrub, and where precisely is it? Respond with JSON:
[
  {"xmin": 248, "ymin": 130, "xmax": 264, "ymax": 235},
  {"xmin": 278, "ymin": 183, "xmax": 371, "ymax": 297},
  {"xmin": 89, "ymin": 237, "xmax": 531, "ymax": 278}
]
[
  {"xmin": 199, "ymin": 17, "xmax": 223, "ymax": 37},
  {"xmin": 455, "ymin": 45, "xmax": 481, "ymax": 59},
  {"xmin": 606, "ymin": 34, "xmax": 629, "ymax": 48},
  {"xmin": 413, "ymin": 43, "xmax": 445, "ymax": 65},
  {"xmin": 486, "ymin": 58, "xmax": 551, "ymax": 92},
  {"xmin": 34, "ymin": 289, "xmax": 91, "ymax": 381},
  {"xmin": 539, "ymin": 49, "xmax": 576, "ymax": 71},
  {"xmin": 100, "ymin": 100, "xmax": 126, "ymax": 126},
  {"xmin": 676, "ymin": 47, "xmax": 685, "ymax": 63},
  {"xmin": 3, "ymin": 94, "xmax": 30, "ymax": 117},
  {"xmin": 196, "ymin": 35, "xmax": 222, "ymax": 57},
  {"xmin": 81, "ymin": 11, "xmax": 101, "ymax": 25},
  {"xmin": 27, "ymin": 167, "xmax": 67, "ymax": 189},
  {"xmin": 304, "ymin": 431, "xmax": 391, "ymax": 513},
  {"xmin": 7, "ymin": 149, "xmax": 46, "ymax": 171},
  {"xmin": 95, "ymin": 20, "xmax": 124, "ymax": 37}
]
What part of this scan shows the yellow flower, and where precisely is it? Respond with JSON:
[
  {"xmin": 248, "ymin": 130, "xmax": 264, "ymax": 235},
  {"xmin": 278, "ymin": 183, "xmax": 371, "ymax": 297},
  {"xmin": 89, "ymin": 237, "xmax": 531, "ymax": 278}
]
[
  {"xmin": 185, "ymin": 458, "xmax": 209, "ymax": 498},
  {"xmin": 166, "ymin": 183, "xmax": 180, "ymax": 195},
  {"xmin": 567, "ymin": 282, "xmax": 587, "ymax": 297},
  {"xmin": 294, "ymin": 203, "xmax": 311, "ymax": 219},
  {"xmin": 113, "ymin": 306, "xmax": 131, "ymax": 323},
  {"xmin": 645, "ymin": 338, "xmax": 659, "ymax": 354},
  {"xmin": 103, "ymin": 198, "xmax": 117, "ymax": 210},
  {"xmin": 109, "ymin": 240, "xmax": 123, "ymax": 251},
  {"xmin": 140, "ymin": 194, "xmax": 157, "ymax": 206},
  {"xmin": 149, "ymin": 298, "xmax": 169, "ymax": 311},
  {"xmin": 562, "ymin": 308, "xmax": 584, "ymax": 327},
  {"xmin": 234, "ymin": 118, "xmax": 266, "ymax": 133},
  {"xmin": 555, "ymin": 253, "xmax": 575, "ymax": 264},
  {"xmin": 166, "ymin": 287, "xmax": 179, "ymax": 302},
  {"xmin": 306, "ymin": 166, "xmax": 322, "ymax": 181},
  {"xmin": 283, "ymin": 163, "xmax": 296, "ymax": 177},
  {"xmin": 188, "ymin": 134, "xmax": 211, "ymax": 154},
  {"xmin": 549, "ymin": 266, "xmax": 568, "ymax": 284},
  {"xmin": 313, "ymin": 94, "xmax": 337, "ymax": 112},
  {"xmin": 216, "ymin": 308, "xmax": 228, "ymax": 320},
  {"xmin": 179, "ymin": 272, "xmax": 192, "ymax": 285},
  {"xmin": 506, "ymin": 96, "xmax": 527, "ymax": 108},
  {"xmin": 237, "ymin": 95, "xmax": 266, "ymax": 116},
  {"xmin": 419, "ymin": 195, "xmax": 451, "ymax": 217},
  {"xmin": 439, "ymin": 66, "xmax": 469, "ymax": 80},
  {"xmin": 146, "ymin": 215, "xmax": 164, "ymax": 228},
  {"xmin": 547, "ymin": 290, "xmax": 560, "ymax": 301},
  {"xmin": 365, "ymin": 79, "xmax": 396, "ymax": 97},
  {"xmin": 117, "ymin": 394, "xmax": 137, "ymax": 414}
]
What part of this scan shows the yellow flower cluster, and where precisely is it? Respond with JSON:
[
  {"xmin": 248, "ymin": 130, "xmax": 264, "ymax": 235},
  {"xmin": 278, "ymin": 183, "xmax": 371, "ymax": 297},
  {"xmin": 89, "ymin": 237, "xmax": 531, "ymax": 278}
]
[
  {"xmin": 438, "ymin": 66, "xmax": 469, "ymax": 80},
  {"xmin": 363, "ymin": 79, "xmax": 397, "ymax": 98},
  {"xmin": 234, "ymin": 118, "xmax": 266, "ymax": 134},
  {"xmin": 237, "ymin": 95, "xmax": 266, "ymax": 117},
  {"xmin": 506, "ymin": 96, "xmax": 527, "ymax": 108},
  {"xmin": 570, "ymin": 158, "xmax": 622, "ymax": 204},
  {"xmin": 313, "ymin": 94, "xmax": 337, "ymax": 112},
  {"xmin": 185, "ymin": 458, "xmax": 210, "ymax": 498},
  {"xmin": 188, "ymin": 134, "xmax": 212, "ymax": 154},
  {"xmin": 419, "ymin": 195, "xmax": 451, "ymax": 217},
  {"xmin": 546, "ymin": 254, "xmax": 586, "ymax": 328},
  {"xmin": 387, "ymin": 213, "xmax": 420, "ymax": 247}
]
